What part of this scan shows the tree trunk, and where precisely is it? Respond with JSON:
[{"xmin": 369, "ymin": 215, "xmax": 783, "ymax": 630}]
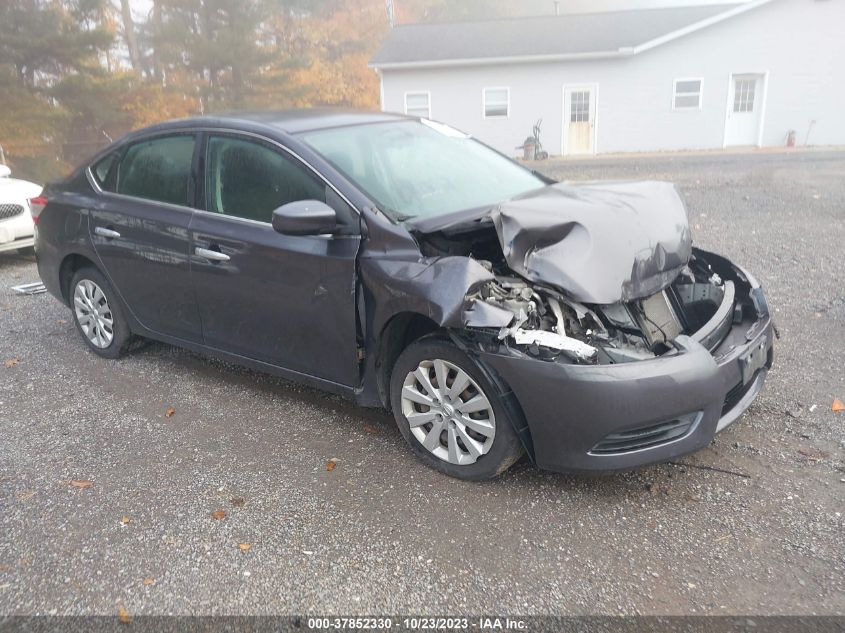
[
  {"xmin": 120, "ymin": 0, "xmax": 142, "ymax": 73},
  {"xmin": 151, "ymin": 0, "xmax": 163, "ymax": 83}
]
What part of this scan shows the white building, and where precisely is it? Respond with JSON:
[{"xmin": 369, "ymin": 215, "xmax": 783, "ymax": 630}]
[{"xmin": 370, "ymin": 0, "xmax": 845, "ymax": 157}]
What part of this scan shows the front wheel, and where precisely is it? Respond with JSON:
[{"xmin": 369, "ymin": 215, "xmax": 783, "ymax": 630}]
[{"xmin": 389, "ymin": 337, "xmax": 524, "ymax": 480}]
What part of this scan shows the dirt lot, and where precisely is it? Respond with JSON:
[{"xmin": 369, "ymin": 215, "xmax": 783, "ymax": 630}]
[{"xmin": 1, "ymin": 149, "xmax": 843, "ymax": 617}]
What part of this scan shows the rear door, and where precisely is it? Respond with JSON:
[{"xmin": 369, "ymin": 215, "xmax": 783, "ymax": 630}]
[
  {"xmin": 89, "ymin": 133, "xmax": 203, "ymax": 342},
  {"xmin": 189, "ymin": 132, "xmax": 361, "ymax": 386}
]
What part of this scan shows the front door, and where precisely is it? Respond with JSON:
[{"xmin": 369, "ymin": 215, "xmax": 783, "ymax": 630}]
[
  {"xmin": 89, "ymin": 133, "xmax": 203, "ymax": 342},
  {"xmin": 563, "ymin": 85, "xmax": 597, "ymax": 155},
  {"xmin": 725, "ymin": 73, "xmax": 765, "ymax": 146},
  {"xmin": 189, "ymin": 133, "xmax": 361, "ymax": 387}
]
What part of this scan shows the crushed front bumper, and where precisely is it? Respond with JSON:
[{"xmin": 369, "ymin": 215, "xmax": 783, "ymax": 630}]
[{"xmin": 471, "ymin": 262, "xmax": 774, "ymax": 473}]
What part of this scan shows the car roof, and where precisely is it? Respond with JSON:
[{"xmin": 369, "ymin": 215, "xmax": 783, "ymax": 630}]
[{"xmin": 133, "ymin": 109, "xmax": 410, "ymax": 137}]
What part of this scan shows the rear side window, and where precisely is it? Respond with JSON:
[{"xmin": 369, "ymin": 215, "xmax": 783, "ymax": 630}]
[
  {"xmin": 91, "ymin": 152, "xmax": 120, "ymax": 190},
  {"xmin": 117, "ymin": 135, "xmax": 195, "ymax": 206},
  {"xmin": 205, "ymin": 135, "xmax": 356, "ymax": 232}
]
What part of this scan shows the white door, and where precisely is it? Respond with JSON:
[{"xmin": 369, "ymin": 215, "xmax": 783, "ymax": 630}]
[
  {"xmin": 725, "ymin": 74, "xmax": 765, "ymax": 146},
  {"xmin": 563, "ymin": 85, "xmax": 597, "ymax": 155}
]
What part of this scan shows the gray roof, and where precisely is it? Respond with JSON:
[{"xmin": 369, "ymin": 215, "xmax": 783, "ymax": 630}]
[
  {"xmin": 370, "ymin": 3, "xmax": 751, "ymax": 68},
  {"xmin": 136, "ymin": 109, "xmax": 408, "ymax": 138}
]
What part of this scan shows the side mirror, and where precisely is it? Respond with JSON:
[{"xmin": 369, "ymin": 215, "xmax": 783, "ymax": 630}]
[
  {"xmin": 271, "ymin": 200, "xmax": 337, "ymax": 236},
  {"xmin": 0, "ymin": 165, "xmax": 11, "ymax": 178}
]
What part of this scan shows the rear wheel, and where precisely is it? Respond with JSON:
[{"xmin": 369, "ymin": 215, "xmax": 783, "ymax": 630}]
[
  {"xmin": 389, "ymin": 337, "xmax": 524, "ymax": 480},
  {"xmin": 70, "ymin": 267, "xmax": 133, "ymax": 359}
]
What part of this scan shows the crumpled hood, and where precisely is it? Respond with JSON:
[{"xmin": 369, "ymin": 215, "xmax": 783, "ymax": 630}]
[{"xmin": 491, "ymin": 181, "xmax": 692, "ymax": 304}]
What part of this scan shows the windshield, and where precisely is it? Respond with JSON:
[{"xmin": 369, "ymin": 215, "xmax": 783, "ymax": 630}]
[{"xmin": 301, "ymin": 120, "xmax": 545, "ymax": 221}]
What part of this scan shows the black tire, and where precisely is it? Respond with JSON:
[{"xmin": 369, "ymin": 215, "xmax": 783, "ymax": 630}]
[
  {"xmin": 69, "ymin": 266, "xmax": 133, "ymax": 359},
  {"xmin": 389, "ymin": 337, "xmax": 524, "ymax": 480}
]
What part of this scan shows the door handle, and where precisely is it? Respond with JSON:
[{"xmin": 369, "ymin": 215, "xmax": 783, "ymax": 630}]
[
  {"xmin": 94, "ymin": 226, "xmax": 121, "ymax": 239},
  {"xmin": 195, "ymin": 246, "xmax": 230, "ymax": 262}
]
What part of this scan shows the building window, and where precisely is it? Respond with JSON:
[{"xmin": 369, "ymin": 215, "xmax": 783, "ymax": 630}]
[
  {"xmin": 570, "ymin": 90, "xmax": 590, "ymax": 122},
  {"xmin": 404, "ymin": 92, "xmax": 430, "ymax": 118},
  {"xmin": 673, "ymin": 78, "xmax": 703, "ymax": 110},
  {"xmin": 733, "ymin": 78, "xmax": 756, "ymax": 113},
  {"xmin": 483, "ymin": 87, "xmax": 510, "ymax": 118}
]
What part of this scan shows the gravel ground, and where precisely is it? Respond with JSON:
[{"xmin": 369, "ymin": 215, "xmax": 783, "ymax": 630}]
[{"xmin": 0, "ymin": 149, "xmax": 843, "ymax": 617}]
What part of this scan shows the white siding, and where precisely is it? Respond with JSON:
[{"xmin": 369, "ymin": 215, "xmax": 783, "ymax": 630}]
[
  {"xmin": 554, "ymin": 0, "xmax": 749, "ymax": 12},
  {"xmin": 379, "ymin": 0, "xmax": 845, "ymax": 156}
]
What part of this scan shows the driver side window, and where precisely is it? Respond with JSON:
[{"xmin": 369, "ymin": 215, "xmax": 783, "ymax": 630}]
[{"xmin": 205, "ymin": 135, "xmax": 355, "ymax": 232}]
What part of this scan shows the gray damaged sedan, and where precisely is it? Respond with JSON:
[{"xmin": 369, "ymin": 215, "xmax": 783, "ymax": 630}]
[{"xmin": 32, "ymin": 110, "xmax": 774, "ymax": 479}]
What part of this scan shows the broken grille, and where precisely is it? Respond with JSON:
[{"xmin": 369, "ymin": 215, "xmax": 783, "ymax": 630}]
[
  {"xmin": 590, "ymin": 413, "xmax": 700, "ymax": 455},
  {"xmin": 0, "ymin": 204, "xmax": 25, "ymax": 220}
]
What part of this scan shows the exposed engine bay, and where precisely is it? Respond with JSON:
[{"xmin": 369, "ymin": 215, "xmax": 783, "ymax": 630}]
[{"xmin": 463, "ymin": 255, "xmax": 732, "ymax": 365}]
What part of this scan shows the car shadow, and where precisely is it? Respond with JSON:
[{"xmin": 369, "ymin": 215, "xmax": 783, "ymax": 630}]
[
  {"xmin": 128, "ymin": 338, "xmax": 685, "ymax": 497},
  {"xmin": 0, "ymin": 250, "xmax": 37, "ymax": 267},
  {"xmin": 132, "ymin": 337, "xmax": 395, "ymax": 427}
]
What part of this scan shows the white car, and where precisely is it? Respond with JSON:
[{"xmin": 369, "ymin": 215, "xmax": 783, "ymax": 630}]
[{"xmin": 0, "ymin": 164, "xmax": 41, "ymax": 254}]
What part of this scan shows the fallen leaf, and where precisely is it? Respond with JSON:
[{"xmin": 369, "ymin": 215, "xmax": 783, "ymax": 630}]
[
  {"xmin": 326, "ymin": 459, "xmax": 338, "ymax": 472},
  {"xmin": 238, "ymin": 543, "xmax": 251, "ymax": 551},
  {"xmin": 230, "ymin": 497, "xmax": 245, "ymax": 508},
  {"xmin": 362, "ymin": 424, "xmax": 379, "ymax": 436},
  {"xmin": 70, "ymin": 479, "xmax": 93, "ymax": 489},
  {"xmin": 3, "ymin": 359, "xmax": 20, "ymax": 368},
  {"xmin": 57, "ymin": 319, "xmax": 67, "ymax": 325},
  {"xmin": 121, "ymin": 516, "xmax": 131, "ymax": 525},
  {"xmin": 118, "ymin": 606, "xmax": 131, "ymax": 624},
  {"xmin": 16, "ymin": 490, "xmax": 36, "ymax": 501},
  {"xmin": 164, "ymin": 407, "xmax": 176, "ymax": 418},
  {"xmin": 798, "ymin": 448, "xmax": 830, "ymax": 461},
  {"xmin": 211, "ymin": 509, "xmax": 226, "ymax": 520},
  {"xmin": 143, "ymin": 577, "xmax": 155, "ymax": 586},
  {"xmin": 832, "ymin": 398, "xmax": 845, "ymax": 412}
]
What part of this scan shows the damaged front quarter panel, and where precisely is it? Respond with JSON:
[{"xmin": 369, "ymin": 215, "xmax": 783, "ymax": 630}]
[
  {"xmin": 492, "ymin": 181, "xmax": 692, "ymax": 304},
  {"xmin": 357, "ymin": 206, "xmax": 498, "ymax": 332},
  {"xmin": 360, "ymin": 254, "xmax": 496, "ymax": 328}
]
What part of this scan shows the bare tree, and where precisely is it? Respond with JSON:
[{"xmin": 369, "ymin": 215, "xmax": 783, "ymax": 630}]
[
  {"xmin": 119, "ymin": 0, "xmax": 142, "ymax": 72},
  {"xmin": 151, "ymin": 0, "xmax": 163, "ymax": 83}
]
